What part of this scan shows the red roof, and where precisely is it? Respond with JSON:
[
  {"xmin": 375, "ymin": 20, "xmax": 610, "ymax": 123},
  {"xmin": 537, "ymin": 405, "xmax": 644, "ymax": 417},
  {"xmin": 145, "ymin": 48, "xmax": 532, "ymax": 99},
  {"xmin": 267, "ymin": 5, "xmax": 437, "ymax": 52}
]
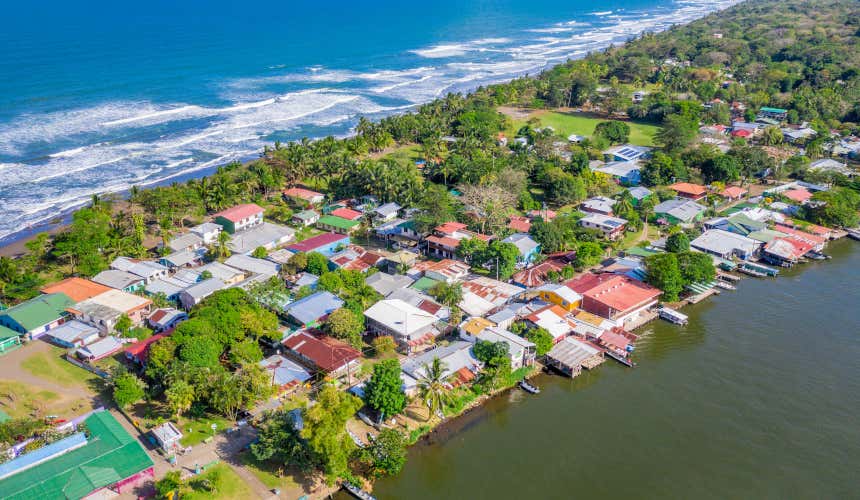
[
  {"xmin": 508, "ymin": 216, "xmax": 531, "ymax": 232},
  {"xmin": 669, "ymin": 182, "xmax": 708, "ymax": 197},
  {"xmin": 435, "ymin": 222, "xmax": 468, "ymax": 234},
  {"xmin": 282, "ymin": 331, "xmax": 361, "ymax": 372},
  {"xmin": 731, "ymin": 129, "xmax": 752, "ymax": 138},
  {"xmin": 765, "ymin": 236, "xmax": 815, "ymax": 260},
  {"xmin": 330, "ymin": 208, "xmax": 363, "ymax": 220},
  {"xmin": 773, "ymin": 223, "xmax": 825, "ymax": 246},
  {"xmin": 566, "ymin": 274, "xmax": 660, "ymax": 314},
  {"xmin": 512, "ymin": 260, "xmax": 566, "ymax": 287},
  {"xmin": 213, "ymin": 203, "xmax": 264, "ymax": 222},
  {"xmin": 599, "ymin": 329, "xmax": 632, "ymax": 351},
  {"xmin": 124, "ymin": 331, "xmax": 172, "ymax": 362},
  {"xmin": 425, "ymin": 234, "xmax": 461, "ymax": 249},
  {"xmin": 284, "ymin": 187, "xmax": 324, "ymax": 201},
  {"xmin": 782, "ymin": 189, "xmax": 812, "ymax": 203},
  {"xmin": 720, "ymin": 186, "xmax": 748, "ymax": 198},
  {"xmin": 287, "ymin": 232, "xmax": 349, "ymax": 253},
  {"xmin": 528, "ymin": 209, "xmax": 557, "ymax": 221},
  {"xmin": 41, "ymin": 278, "xmax": 112, "ymax": 303}
]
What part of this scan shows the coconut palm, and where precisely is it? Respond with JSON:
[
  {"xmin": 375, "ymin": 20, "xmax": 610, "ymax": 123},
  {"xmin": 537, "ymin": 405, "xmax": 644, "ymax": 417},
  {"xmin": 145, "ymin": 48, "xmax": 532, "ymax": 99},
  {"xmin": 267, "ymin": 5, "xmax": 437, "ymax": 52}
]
[{"xmin": 417, "ymin": 357, "xmax": 451, "ymax": 421}]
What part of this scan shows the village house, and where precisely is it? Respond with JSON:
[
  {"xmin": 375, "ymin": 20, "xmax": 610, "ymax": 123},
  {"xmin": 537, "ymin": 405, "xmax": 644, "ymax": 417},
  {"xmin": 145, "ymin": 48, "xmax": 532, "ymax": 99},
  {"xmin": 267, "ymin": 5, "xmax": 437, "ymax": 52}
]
[
  {"xmin": 124, "ymin": 331, "xmax": 172, "ymax": 366},
  {"xmin": 282, "ymin": 330, "xmax": 361, "ymax": 379},
  {"xmin": 328, "ymin": 245, "xmax": 385, "ymax": 273},
  {"xmin": 365, "ymin": 272, "xmax": 416, "ymax": 297},
  {"xmin": 719, "ymin": 186, "xmax": 748, "ymax": 200},
  {"xmin": 566, "ymin": 274, "xmax": 661, "ymax": 328},
  {"xmin": 536, "ymin": 283, "xmax": 582, "ymax": 312},
  {"xmin": 159, "ymin": 250, "xmax": 202, "ymax": 270},
  {"xmin": 604, "ymin": 144, "xmax": 651, "ymax": 162},
  {"xmin": 167, "ymin": 232, "xmax": 204, "ymax": 253},
  {"xmin": 511, "ymin": 259, "xmax": 567, "ymax": 288},
  {"xmin": 627, "ymin": 186, "xmax": 652, "ymax": 206},
  {"xmin": 425, "ymin": 222, "xmax": 492, "ymax": 260},
  {"xmin": 526, "ymin": 304, "xmax": 576, "ymax": 343},
  {"xmin": 704, "ymin": 213, "xmax": 766, "ymax": 237},
  {"xmin": 147, "ymin": 308, "xmax": 188, "ymax": 332},
  {"xmin": 76, "ymin": 336, "xmax": 125, "ymax": 362},
  {"xmin": 592, "ymin": 161, "xmax": 642, "ymax": 186},
  {"xmin": 315, "ymin": 215, "xmax": 361, "ymax": 235},
  {"xmin": 69, "ymin": 289, "xmax": 153, "ymax": 333},
  {"xmin": 224, "ymin": 254, "xmax": 279, "ymax": 279},
  {"xmin": 42, "ymin": 320, "xmax": 101, "ymax": 348},
  {"xmin": 772, "ymin": 223, "xmax": 826, "ymax": 252},
  {"xmin": 213, "ymin": 203, "xmax": 264, "ymax": 234},
  {"xmin": 374, "ymin": 218, "xmax": 424, "ymax": 250},
  {"xmin": 283, "ymin": 291, "xmax": 344, "ymax": 328},
  {"xmin": 227, "ymin": 222, "xmax": 295, "ymax": 254},
  {"xmin": 408, "ymin": 258, "xmax": 470, "ymax": 284},
  {"xmin": 401, "ymin": 341, "xmax": 481, "ymax": 387},
  {"xmin": 286, "ymin": 232, "xmax": 350, "ymax": 256},
  {"xmin": 527, "ymin": 208, "xmax": 557, "ymax": 221},
  {"xmin": 465, "ymin": 325, "xmax": 536, "ymax": 369},
  {"xmin": 364, "ymin": 298, "xmax": 440, "ymax": 353},
  {"xmin": 40, "ymin": 278, "xmax": 111, "ymax": 303},
  {"xmin": 508, "ymin": 215, "xmax": 532, "ymax": 233},
  {"xmin": 372, "ymin": 202, "xmax": 401, "ymax": 223},
  {"xmin": 459, "ymin": 277, "xmax": 524, "ymax": 317},
  {"xmin": 762, "ymin": 236, "xmax": 815, "ymax": 267},
  {"xmin": 580, "ymin": 196, "xmax": 616, "ymax": 216},
  {"xmin": 283, "ymin": 187, "xmax": 325, "ymax": 206},
  {"xmin": 151, "ymin": 422, "xmax": 183, "ymax": 454},
  {"xmin": 259, "ymin": 354, "xmax": 312, "ymax": 394},
  {"xmin": 197, "ymin": 261, "xmax": 246, "ymax": 285},
  {"xmin": 654, "ymin": 198, "xmax": 707, "ymax": 225},
  {"xmin": 144, "ymin": 270, "xmax": 202, "ymax": 303},
  {"xmin": 579, "ymin": 214, "xmax": 628, "ymax": 240},
  {"xmin": 92, "ymin": 270, "xmax": 145, "ymax": 293},
  {"xmin": 179, "ymin": 278, "xmax": 227, "ymax": 310},
  {"xmin": 0, "ymin": 293, "xmax": 74, "ymax": 340},
  {"xmin": 501, "ymin": 233, "xmax": 541, "ymax": 266},
  {"xmin": 690, "ymin": 229, "xmax": 762, "ymax": 260},
  {"xmin": 782, "ymin": 126, "xmax": 816, "ymax": 144},
  {"xmin": 669, "ymin": 182, "xmax": 708, "ymax": 201},
  {"xmin": 292, "ymin": 209, "xmax": 321, "ymax": 227},
  {"xmin": 545, "ymin": 337, "xmax": 604, "ymax": 377},
  {"xmin": 111, "ymin": 257, "xmax": 169, "ymax": 284},
  {"xmin": 0, "ymin": 411, "xmax": 154, "ymax": 499},
  {"xmin": 809, "ymin": 158, "xmax": 853, "ymax": 177},
  {"xmin": 189, "ymin": 222, "xmax": 223, "ymax": 245}
]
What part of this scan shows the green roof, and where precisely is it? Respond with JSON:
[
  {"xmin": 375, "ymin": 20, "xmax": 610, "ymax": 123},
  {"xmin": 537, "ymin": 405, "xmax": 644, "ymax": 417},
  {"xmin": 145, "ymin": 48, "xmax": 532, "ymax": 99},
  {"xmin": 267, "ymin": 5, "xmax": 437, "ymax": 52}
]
[
  {"xmin": 747, "ymin": 228, "xmax": 787, "ymax": 243},
  {"xmin": 293, "ymin": 210, "xmax": 318, "ymax": 221},
  {"xmin": 0, "ymin": 293, "xmax": 74, "ymax": 332},
  {"xmin": 317, "ymin": 215, "xmax": 359, "ymax": 230},
  {"xmin": 759, "ymin": 107, "xmax": 787, "ymax": 114},
  {"xmin": 0, "ymin": 411, "xmax": 154, "ymax": 499},
  {"xmin": 410, "ymin": 276, "xmax": 441, "ymax": 292},
  {"xmin": 0, "ymin": 324, "xmax": 19, "ymax": 340}
]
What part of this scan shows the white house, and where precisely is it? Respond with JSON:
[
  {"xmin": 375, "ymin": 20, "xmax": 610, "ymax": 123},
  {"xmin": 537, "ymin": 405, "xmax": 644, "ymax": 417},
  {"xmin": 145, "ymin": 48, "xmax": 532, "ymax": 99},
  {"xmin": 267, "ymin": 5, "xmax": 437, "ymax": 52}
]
[{"xmin": 364, "ymin": 299, "xmax": 440, "ymax": 353}]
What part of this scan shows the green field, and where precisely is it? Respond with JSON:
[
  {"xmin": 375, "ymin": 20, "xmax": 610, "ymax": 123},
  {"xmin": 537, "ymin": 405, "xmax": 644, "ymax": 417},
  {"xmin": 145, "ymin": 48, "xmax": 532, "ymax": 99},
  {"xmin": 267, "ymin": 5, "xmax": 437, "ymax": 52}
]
[
  {"xmin": 184, "ymin": 463, "xmax": 255, "ymax": 500},
  {"xmin": 504, "ymin": 110, "xmax": 660, "ymax": 146},
  {"xmin": 20, "ymin": 345, "xmax": 99, "ymax": 388}
]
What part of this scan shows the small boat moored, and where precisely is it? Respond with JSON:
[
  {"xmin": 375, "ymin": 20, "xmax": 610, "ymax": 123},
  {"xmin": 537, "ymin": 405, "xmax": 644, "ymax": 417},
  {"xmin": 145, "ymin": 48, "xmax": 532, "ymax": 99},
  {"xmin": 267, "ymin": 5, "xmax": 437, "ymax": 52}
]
[
  {"xmin": 715, "ymin": 280, "xmax": 736, "ymax": 290},
  {"xmin": 519, "ymin": 380, "xmax": 541, "ymax": 394},
  {"xmin": 606, "ymin": 349, "xmax": 636, "ymax": 367},
  {"xmin": 658, "ymin": 307, "xmax": 689, "ymax": 325},
  {"xmin": 847, "ymin": 228, "xmax": 860, "ymax": 241},
  {"xmin": 343, "ymin": 482, "xmax": 376, "ymax": 500}
]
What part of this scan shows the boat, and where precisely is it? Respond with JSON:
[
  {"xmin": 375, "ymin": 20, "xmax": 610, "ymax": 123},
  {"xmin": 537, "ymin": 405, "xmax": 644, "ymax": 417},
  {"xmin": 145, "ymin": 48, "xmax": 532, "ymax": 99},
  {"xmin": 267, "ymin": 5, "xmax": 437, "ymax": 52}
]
[
  {"xmin": 658, "ymin": 307, "xmax": 688, "ymax": 325},
  {"xmin": 715, "ymin": 280, "xmax": 736, "ymax": 290},
  {"xmin": 739, "ymin": 261, "xmax": 779, "ymax": 277},
  {"xmin": 605, "ymin": 349, "xmax": 635, "ymax": 367},
  {"xmin": 806, "ymin": 250, "xmax": 829, "ymax": 260},
  {"xmin": 717, "ymin": 272, "xmax": 741, "ymax": 282},
  {"xmin": 519, "ymin": 380, "xmax": 541, "ymax": 394},
  {"xmin": 343, "ymin": 482, "xmax": 376, "ymax": 500},
  {"xmin": 847, "ymin": 228, "xmax": 860, "ymax": 241},
  {"xmin": 737, "ymin": 266, "xmax": 766, "ymax": 277},
  {"xmin": 347, "ymin": 429, "xmax": 365, "ymax": 448}
]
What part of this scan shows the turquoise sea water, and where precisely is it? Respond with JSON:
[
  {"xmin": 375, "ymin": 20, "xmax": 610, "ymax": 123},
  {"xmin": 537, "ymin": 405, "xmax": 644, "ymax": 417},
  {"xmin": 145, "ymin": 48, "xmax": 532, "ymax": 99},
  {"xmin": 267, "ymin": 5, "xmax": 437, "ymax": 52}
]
[{"xmin": 0, "ymin": 0, "xmax": 736, "ymax": 242}]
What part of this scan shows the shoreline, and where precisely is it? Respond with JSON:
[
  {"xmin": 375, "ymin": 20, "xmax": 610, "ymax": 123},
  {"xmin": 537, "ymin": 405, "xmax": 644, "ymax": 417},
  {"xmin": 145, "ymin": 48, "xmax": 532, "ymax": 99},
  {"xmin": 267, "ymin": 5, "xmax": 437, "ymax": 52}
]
[{"xmin": 0, "ymin": 0, "xmax": 742, "ymax": 254}]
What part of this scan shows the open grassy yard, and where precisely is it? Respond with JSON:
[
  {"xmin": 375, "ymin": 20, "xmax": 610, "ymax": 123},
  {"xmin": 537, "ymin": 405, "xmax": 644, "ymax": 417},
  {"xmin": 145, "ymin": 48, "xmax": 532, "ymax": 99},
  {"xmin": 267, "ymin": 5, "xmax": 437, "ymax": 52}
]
[
  {"xmin": 0, "ymin": 380, "xmax": 90, "ymax": 419},
  {"xmin": 178, "ymin": 414, "xmax": 232, "ymax": 446},
  {"xmin": 20, "ymin": 344, "xmax": 100, "ymax": 388},
  {"xmin": 503, "ymin": 109, "xmax": 660, "ymax": 146},
  {"xmin": 240, "ymin": 453, "xmax": 303, "ymax": 492},
  {"xmin": 184, "ymin": 463, "xmax": 256, "ymax": 500}
]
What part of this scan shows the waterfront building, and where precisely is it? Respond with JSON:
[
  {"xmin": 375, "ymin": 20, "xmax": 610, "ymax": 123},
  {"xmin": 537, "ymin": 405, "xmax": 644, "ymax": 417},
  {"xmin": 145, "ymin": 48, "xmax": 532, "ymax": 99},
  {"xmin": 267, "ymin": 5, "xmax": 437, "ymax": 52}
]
[
  {"xmin": 545, "ymin": 337, "xmax": 605, "ymax": 377},
  {"xmin": 566, "ymin": 274, "xmax": 661, "ymax": 328}
]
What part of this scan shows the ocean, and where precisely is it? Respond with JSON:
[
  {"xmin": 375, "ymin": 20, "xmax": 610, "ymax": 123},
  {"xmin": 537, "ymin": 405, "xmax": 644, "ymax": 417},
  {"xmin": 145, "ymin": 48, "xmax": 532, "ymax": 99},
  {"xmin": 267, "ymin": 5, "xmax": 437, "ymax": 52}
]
[{"xmin": 0, "ymin": 0, "xmax": 737, "ymax": 243}]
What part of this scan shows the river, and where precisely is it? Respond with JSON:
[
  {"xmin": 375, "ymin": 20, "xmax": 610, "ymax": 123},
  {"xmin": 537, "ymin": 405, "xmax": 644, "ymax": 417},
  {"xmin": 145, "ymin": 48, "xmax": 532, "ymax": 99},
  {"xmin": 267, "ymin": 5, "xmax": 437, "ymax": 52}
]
[{"xmin": 371, "ymin": 240, "xmax": 860, "ymax": 499}]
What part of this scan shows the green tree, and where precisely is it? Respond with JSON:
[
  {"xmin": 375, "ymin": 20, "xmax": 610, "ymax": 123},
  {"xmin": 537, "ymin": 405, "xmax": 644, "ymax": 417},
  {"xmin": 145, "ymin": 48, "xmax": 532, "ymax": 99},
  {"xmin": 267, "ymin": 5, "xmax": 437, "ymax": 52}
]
[
  {"xmin": 428, "ymin": 282, "xmax": 463, "ymax": 310},
  {"xmin": 372, "ymin": 336, "xmax": 397, "ymax": 357},
  {"xmin": 806, "ymin": 188, "xmax": 860, "ymax": 227},
  {"xmin": 645, "ymin": 253, "xmax": 684, "ymax": 301},
  {"xmin": 301, "ymin": 384, "xmax": 363, "ymax": 484},
  {"xmin": 251, "ymin": 246, "xmax": 268, "ymax": 258},
  {"xmin": 641, "ymin": 152, "xmax": 681, "ymax": 186},
  {"xmin": 665, "ymin": 232, "xmax": 690, "ymax": 253},
  {"xmin": 364, "ymin": 359, "xmax": 407, "ymax": 418},
  {"xmin": 318, "ymin": 272, "xmax": 344, "ymax": 293},
  {"xmin": 229, "ymin": 338, "xmax": 264, "ymax": 364},
  {"xmin": 362, "ymin": 428, "xmax": 408, "ymax": 478},
  {"xmin": 114, "ymin": 314, "xmax": 132, "ymax": 335},
  {"xmin": 325, "ymin": 308, "xmax": 364, "ymax": 348},
  {"xmin": 417, "ymin": 357, "xmax": 451, "ymax": 420},
  {"xmin": 155, "ymin": 471, "xmax": 183, "ymax": 499},
  {"xmin": 656, "ymin": 113, "xmax": 698, "ymax": 152},
  {"xmin": 112, "ymin": 372, "xmax": 146, "ymax": 410},
  {"xmin": 593, "ymin": 121, "xmax": 631, "ymax": 144},
  {"xmin": 305, "ymin": 252, "xmax": 329, "ymax": 275},
  {"xmin": 574, "ymin": 241, "xmax": 604, "ymax": 269},
  {"xmin": 525, "ymin": 327, "xmax": 554, "ymax": 356},
  {"xmin": 677, "ymin": 251, "xmax": 716, "ymax": 285},
  {"xmin": 701, "ymin": 155, "xmax": 740, "ymax": 183},
  {"xmin": 251, "ymin": 409, "xmax": 318, "ymax": 473},
  {"xmin": 165, "ymin": 380, "xmax": 195, "ymax": 418}
]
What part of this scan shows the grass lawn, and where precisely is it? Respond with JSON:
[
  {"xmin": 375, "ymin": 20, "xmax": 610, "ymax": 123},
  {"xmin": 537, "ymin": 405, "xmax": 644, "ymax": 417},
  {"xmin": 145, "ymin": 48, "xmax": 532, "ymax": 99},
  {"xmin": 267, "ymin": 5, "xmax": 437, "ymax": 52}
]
[
  {"xmin": 178, "ymin": 414, "xmax": 232, "ymax": 446},
  {"xmin": 380, "ymin": 143, "xmax": 422, "ymax": 165},
  {"xmin": 0, "ymin": 380, "xmax": 88, "ymax": 419},
  {"xmin": 240, "ymin": 453, "xmax": 303, "ymax": 491},
  {"xmin": 20, "ymin": 345, "xmax": 99, "ymax": 389},
  {"xmin": 292, "ymin": 226, "xmax": 323, "ymax": 242},
  {"xmin": 184, "ymin": 463, "xmax": 256, "ymax": 500},
  {"xmin": 504, "ymin": 109, "xmax": 660, "ymax": 146}
]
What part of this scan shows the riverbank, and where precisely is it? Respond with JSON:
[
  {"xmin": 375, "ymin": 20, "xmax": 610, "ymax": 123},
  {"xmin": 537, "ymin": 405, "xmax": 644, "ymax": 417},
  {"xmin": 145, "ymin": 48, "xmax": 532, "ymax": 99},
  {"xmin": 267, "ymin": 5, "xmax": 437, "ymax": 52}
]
[{"xmin": 371, "ymin": 239, "xmax": 860, "ymax": 499}]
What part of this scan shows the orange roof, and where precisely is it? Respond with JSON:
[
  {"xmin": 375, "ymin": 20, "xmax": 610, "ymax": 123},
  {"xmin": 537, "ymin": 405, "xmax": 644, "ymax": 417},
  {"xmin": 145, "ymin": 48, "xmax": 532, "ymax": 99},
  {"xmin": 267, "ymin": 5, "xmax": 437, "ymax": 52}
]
[
  {"xmin": 669, "ymin": 182, "xmax": 708, "ymax": 196},
  {"xmin": 508, "ymin": 216, "xmax": 531, "ymax": 232},
  {"xmin": 41, "ymin": 278, "xmax": 112, "ymax": 303},
  {"xmin": 720, "ymin": 186, "xmax": 747, "ymax": 198},
  {"xmin": 435, "ymin": 222, "xmax": 468, "ymax": 234},
  {"xmin": 782, "ymin": 189, "xmax": 812, "ymax": 203},
  {"xmin": 512, "ymin": 260, "xmax": 565, "ymax": 287},
  {"xmin": 283, "ymin": 187, "xmax": 324, "ymax": 201},
  {"xmin": 425, "ymin": 234, "xmax": 461, "ymax": 248},
  {"xmin": 330, "ymin": 207, "xmax": 363, "ymax": 220},
  {"xmin": 773, "ymin": 223, "xmax": 825, "ymax": 246},
  {"xmin": 528, "ymin": 209, "xmax": 557, "ymax": 221},
  {"xmin": 582, "ymin": 275, "xmax": 661, "ymax": 313}
]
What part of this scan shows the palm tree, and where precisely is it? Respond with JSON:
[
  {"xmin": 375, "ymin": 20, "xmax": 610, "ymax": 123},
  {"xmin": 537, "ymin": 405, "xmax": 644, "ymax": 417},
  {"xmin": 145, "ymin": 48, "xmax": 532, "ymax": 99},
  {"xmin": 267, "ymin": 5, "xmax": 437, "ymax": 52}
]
[{"xmin": 417, "ymin": 357, "xmax": 451, "ymax": 421}]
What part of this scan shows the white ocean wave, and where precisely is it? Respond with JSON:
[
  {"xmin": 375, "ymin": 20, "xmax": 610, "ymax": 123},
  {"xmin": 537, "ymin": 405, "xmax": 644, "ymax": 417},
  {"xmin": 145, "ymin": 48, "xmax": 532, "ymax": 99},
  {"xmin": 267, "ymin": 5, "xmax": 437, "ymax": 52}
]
[{"xmin": 412, "ymin": 44, "xmax": 471, "ymax": 58}]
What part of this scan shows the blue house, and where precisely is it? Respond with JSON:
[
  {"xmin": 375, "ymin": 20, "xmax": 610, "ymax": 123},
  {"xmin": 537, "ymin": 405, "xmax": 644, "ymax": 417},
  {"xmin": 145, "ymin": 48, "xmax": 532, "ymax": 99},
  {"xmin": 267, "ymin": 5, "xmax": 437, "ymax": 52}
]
[
  {"xmin": 501, "ymin": 233, "xmax": 541, "ymax": 266},
  {"xmin": 283, "ymin": 291, "xmax": 345, "ymax": 328}
]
